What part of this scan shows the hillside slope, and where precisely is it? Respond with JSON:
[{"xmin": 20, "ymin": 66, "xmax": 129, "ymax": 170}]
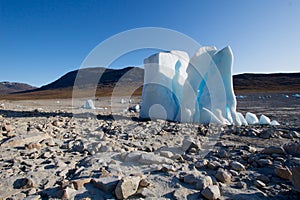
[
  {"xmin": 0, "ymin": 82, "xmax": 36, "ymax": 94},
  {"xmin": 1, "ymin": 68, "xmax": 299, "ymax": 100}
]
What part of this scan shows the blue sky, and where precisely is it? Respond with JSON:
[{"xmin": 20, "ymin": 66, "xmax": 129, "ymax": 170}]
[{"xmin": 1, "ymin": 0, "xmax": 299, "ymax": 87}]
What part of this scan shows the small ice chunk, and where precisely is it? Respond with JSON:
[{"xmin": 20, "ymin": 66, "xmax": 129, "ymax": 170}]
[
  {"xmin": 293, "ymin": 94, "xmax": 300, "ymax": 98},
  {"xmin": 245, "ymin": 112, "xmax": 259, "ymax": 125},
  {"xmin": 129, "ymin": 104, "xmax": 140, "ymax": 112},
  {"xmin": 270, "ymin": 120, "xmax": 280, "ymax": 126},
  {"xmin": 121, "ymin": 99, "xmax": 126, "ymax": 104},
  {"xmin": 259, "ymin": 114, "xmax": 271, "ymax": 125},
  {"xmin": 236, "ymin": 95, "xmax": 247, "ymax": 99},
  {"xmin": 236, "ymin": 112, "xmax": 248, "ymax": 125},
  {"xmin": 85, "ymin": 99, "xmax": 95, "ymax": 109},
  {"xmin": 283, "ymin": 95, "xmax": 289, "ymax": 98}
]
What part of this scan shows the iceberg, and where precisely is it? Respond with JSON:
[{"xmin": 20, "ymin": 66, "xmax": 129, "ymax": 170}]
[{"xmin": 139, "ymin": 46, "xmax": 278, "ymax": 125}]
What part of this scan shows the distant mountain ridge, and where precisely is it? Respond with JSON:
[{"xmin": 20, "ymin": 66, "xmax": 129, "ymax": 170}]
[
  {"xmin": 1, "ymin": 67, "xmax": 299, "ymax": 100},
  {"xmin": 35, "ymin": 66, "xmax": 143, "ymax": 91},
  {"xmin": 0, "ymin": 81, "xmax": 37, "ymax": 95},
  {"xmin": 233, "ymin": 72, "xmax": 300, "ymax": 92}
]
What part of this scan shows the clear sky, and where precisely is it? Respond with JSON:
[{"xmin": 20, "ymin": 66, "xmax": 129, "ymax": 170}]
[{"xmin": 1, "ymin": 0, "xmax": 299, "ymax": 87}]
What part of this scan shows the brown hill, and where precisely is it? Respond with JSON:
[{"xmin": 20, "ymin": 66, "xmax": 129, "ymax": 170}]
[
  {"xmin": 233, "ymin": 73, "xmax": 300, "ymax": 92},
  {"xmin": 0, "ymin": 82, "xmax": 36, "ymax": 95},
  {"xmin": 1, "ymin": 67, "xmax": 299, "ymax": 100}
]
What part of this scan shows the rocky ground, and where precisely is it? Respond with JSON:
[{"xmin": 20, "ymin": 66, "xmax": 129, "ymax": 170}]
[{"xmin": 0, "ymin": 94, "xmax": 299, "ymax": 200}]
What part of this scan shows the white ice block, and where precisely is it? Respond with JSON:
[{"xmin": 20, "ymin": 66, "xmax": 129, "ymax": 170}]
[
  {"xmin": 139, "ymin": 46, "xmax": 279, "ymax": 126},
  {"xmin": 245, "ymin": 112, "xmax": 259, "ymax": 125},
  {"xmin": 259, "ymin": 114, "xmax": 271, "ymax": 125},
  {"xmin": 237, "ymin": 112, "xmax": 248, "ymax": 126},
  {"xmin": 85, "ymin": 99, "xmax": 95, "ymax": 109}
]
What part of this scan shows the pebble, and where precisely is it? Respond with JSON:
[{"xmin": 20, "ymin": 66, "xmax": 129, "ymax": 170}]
[
  {"xmin": 254, "ymin": 180, "xmax": 266, "ymax": 188},
  {"xmin": 274, "ymin": 166, "xmax": 292, "ymax": 180},
  {"xmin": 196, "ymin": 176, "xmax": 213, "ymax": 190},
  {"xmin": 230, "ymin": 161, "xmax": 245, "ymax": 171},
  {"xmin": 25, "ymin": 142, "xmax": 42, "ymax": 150},
  {"xmin": 236, "ymin": 181, "xmax": 247, "ymax": 189},
  {"xmin": 207, "ymin": 160, "xmax": 222, "ymax": 170},
  {"xmin": 256, "ymin": 158, "xmax": 272, "ymax": 167},
  {"xmin": 215, "ymin": 168, "xmax": 231, "ymax": 183},
  {"xmin": 139, "ymin": 179, "xmax": 150, "ymax": 187},
  {"xmin": 257, "ymin": 174, "xmax": 270, "ymax": 183},
  {"xmin": 13, "ymin": 178, "xmax": 34, "ymax": 189}
]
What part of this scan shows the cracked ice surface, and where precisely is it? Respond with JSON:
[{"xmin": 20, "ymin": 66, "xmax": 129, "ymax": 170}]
[{"xmin": 140, "ymin": 46, "xmax": 278, "ymax": 125}]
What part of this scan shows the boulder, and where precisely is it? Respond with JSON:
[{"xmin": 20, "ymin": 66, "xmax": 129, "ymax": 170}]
[
  {"xmin": 201, "ymin": 185, "xmax": 221, "ymax": 200},
  {"xmin": 115, "ymin": 176, "xmax": 141, "ymax": 199},
  {"xmin": 215, "ymin": 168, "xmax": 231, "ymax": 183},
  {"xmin": 92, "ymin": 176, "xmax": 120, "ymax": 192}
]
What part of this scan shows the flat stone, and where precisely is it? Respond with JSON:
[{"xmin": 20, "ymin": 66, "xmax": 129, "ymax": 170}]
[
  {"xmin": 72, "ymin": 178, "xmax": 91, "ymax": 190},
  {"xmin": 115, "ymin": 176, "xmax": 141, "ymax": 199},
  {"xmin": 173, "ymin": 187, "xmax": 193, "ymax": 200},
  {"xmin": 139, "ymin": 152, "xmax": 173, "ymax": 165},
  {"xmin": 183, "ymin": 174, "xmax": 199, "ymax": 184},
  {"xmin": 1, "ymin": 133, "xmax": 51, "ymax": 147},
  {"xmin": 261, "ymin": 146, "xmax": 286, "ymax": 155},
  {"xmin": 256, "ymin": 158, "xmax": 272, "ymax": 167},
  {"xmin": 254, "ymin": 180, "xmax": 266, "ymax": 188},
  {"xmin": 230, "ymin": 161, "xmax": 245, "ymax": 171},
  {"xmin": 137, "ymin": 187, "xmax": 157, "ymax": 198},
  {"xmin": 92, "ymin": 176, "xmax": 120, "ymax": 192},
  {"xmin": 160, "ymin": 150, "xmax": 174, "ymax": 158},
  {"xmin": 201, "ymin": 185, "xmax": 221, "ymax": 200},
  {"xmin": 124, "ymin": 151, "xmax": 142, "ymax": 162},
  {"xmin": 274, "ymin": 166, "xmax": 292, "ymax": 180}
]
